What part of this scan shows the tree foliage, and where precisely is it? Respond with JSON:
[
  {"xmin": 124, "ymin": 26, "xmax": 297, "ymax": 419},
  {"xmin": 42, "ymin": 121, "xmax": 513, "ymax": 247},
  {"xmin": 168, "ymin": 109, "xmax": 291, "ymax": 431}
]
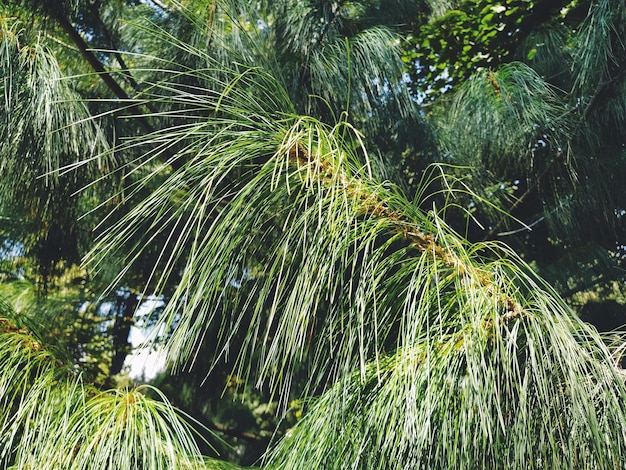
[
  {"xmin": 0, "ymin": 14, "xmax": 110, "ymax": 287},
  {"xmin": 0, "ymin": 299, "xmax": 212, "ymax": 469},
  {"xmin": 403, "ymin": 0, "xmax": 575, "ymax": 95},
  {"xmin": 412, "ymin": 0, "xmax": 626, "ymax": 306},
  {"xmin": 0, "ymin": 0, "xmax": 626, "ymax": 468}
]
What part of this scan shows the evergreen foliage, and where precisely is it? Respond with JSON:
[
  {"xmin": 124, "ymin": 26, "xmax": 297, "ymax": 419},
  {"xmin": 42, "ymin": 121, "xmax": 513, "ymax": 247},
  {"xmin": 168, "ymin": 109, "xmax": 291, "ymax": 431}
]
[{"xmin": 0, "ymin": 0, "xmax": 625, "ymax": 468}]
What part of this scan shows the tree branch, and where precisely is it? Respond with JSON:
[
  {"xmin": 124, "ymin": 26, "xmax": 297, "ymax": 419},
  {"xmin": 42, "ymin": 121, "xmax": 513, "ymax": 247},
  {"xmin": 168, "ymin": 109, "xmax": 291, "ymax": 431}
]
[
  {"xmin": 51, "ymin": 11, "xmax": 154, "ymax": 135},
  {"xmin": 483, "ymin": 67, "xmax": 625, "ymax": 242},
  {"xmin": 289, "ymin": 141, "xmax": 522, "ymax": 324}
]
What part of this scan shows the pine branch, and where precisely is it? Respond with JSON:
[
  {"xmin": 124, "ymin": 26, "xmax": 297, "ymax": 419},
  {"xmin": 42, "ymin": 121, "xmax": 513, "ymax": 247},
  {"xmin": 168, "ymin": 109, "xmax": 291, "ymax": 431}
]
[
  {"xmin": 482, "ymin": 66, "xmax": 624, "ymax": 241},
  {"xmin": 50, "ymin": 11, "xmax": 155, "ymax": 135},
  {"xmin": 296, "ymin": 0, "xmax": 347, "ymax": 89},
  {"xmin": 577, "ymin": 66, "xmax": 626, "ymax": 129},
  {"xmin": 287, "ymin": 140, "xmax": 525, "ymax": 323},
  {"xmin": 0, "ymin": 303, "xmax": 207, "ymax": 467}
]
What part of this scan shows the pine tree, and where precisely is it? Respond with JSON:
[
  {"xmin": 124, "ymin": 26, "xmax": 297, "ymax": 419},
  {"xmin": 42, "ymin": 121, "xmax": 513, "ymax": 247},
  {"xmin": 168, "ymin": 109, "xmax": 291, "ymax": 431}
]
[{"xmin": 1, "ymin": 0, "xmax": 625, "ymax": 468}]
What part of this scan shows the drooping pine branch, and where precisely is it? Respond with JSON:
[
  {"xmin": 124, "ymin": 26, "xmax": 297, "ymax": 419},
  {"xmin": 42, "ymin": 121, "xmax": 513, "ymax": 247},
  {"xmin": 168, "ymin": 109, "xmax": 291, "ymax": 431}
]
[{"xmin": 0, "ymin": 301, "xmax": 209, "ymax": 469}]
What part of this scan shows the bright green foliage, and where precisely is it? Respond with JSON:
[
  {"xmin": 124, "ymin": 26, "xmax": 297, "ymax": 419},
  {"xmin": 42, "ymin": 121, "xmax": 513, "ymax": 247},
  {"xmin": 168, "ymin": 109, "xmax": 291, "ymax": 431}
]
[
  {"xmin": 1, "ymin": 0, "xmax": 626, "ymax": 469},
  {"xmin": 0, "ymin": 15, "xmax": 110, "ymax": 287},
  {"xmin": 267, "ymin": 297, "xmax": 626, "ymax": 468},
  {"xmin": 83, "ymin": 4, "xmax": 626, "ymax": 468},
  {"xmin": 0, "ymin": 300, "xmax": 211, "ymax": 469}
]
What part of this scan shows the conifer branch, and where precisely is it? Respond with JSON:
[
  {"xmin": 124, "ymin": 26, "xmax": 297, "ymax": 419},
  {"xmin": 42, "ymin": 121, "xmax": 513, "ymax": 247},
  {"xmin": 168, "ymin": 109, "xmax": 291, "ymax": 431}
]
[
  {"xmin": 51, "ymin": 11, "xmax": 155, "ymax": 135},
  {"xmin": 286, "ymin": 140, "xmax": 526, "ymax": 323}
]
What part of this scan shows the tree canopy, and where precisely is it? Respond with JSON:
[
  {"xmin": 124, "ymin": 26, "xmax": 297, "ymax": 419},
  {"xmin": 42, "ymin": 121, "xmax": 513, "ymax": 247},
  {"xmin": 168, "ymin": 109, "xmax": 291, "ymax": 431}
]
[{"xmin": 0, "ymin": 0, "xmax": 625, "ymax": 468}]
